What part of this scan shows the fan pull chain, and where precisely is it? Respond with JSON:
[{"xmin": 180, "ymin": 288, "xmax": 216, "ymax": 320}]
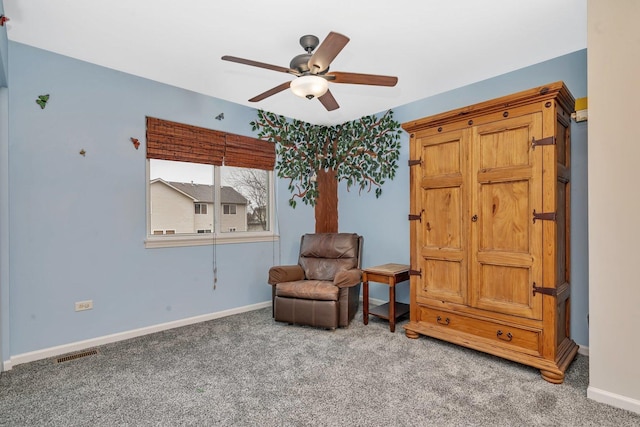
[{"xmin": 212, "ymin": 166, "xmax": 218, "ymax": 291}]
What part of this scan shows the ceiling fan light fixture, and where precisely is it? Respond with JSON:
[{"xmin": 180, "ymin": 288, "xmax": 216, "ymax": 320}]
[{"xmin": 290, "ymin": 75, "xmax": 329, "ymax": 100}]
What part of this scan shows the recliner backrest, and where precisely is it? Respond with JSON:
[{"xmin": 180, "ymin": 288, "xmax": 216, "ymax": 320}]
[{"xmin": 298, "ymin": 233, "xmax": 361, "ymax": 281}]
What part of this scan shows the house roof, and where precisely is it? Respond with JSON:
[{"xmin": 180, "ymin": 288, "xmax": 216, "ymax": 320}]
[
  {"xmin": 151, "ymin": 179, "xmax": 247, "ymax": 205},
  {"xmin": 2, "ymin": 1, "xmax": 587, "ymax": 126}
]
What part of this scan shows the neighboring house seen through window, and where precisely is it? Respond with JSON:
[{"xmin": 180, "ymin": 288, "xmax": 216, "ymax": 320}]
[{"xmin": 148, "ymin": 160, "xmax": 273, "ymax": 245}]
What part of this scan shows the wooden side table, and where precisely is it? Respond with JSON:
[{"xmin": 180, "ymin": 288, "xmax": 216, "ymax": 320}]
[{"xmin": 363, "ymin": 263, "xmax": 410, "ymax": 332}]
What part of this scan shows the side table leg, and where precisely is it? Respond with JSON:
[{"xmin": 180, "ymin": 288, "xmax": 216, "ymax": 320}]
[
  {"xmin": 389, "ymin": 279, "xmax": 396, "ymax": 332},
  {"xmin": 363, "ymin": 279, "xmax": 369, "ymax": 325}
]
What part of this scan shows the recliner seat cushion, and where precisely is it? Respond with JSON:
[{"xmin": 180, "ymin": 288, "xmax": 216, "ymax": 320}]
[{"xmin": 275, "ymin": 280, "xmax": 339, "ymax": 301}]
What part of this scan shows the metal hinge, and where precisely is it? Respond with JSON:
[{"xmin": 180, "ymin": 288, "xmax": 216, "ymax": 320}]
[
  {"xmin": 408, "ymin": 210, "xmax": 423, "ymax": 222},
  {"xmin": 532, "ymin": 282, "xmax": 557, "ymax": 297},
  {"xmin": 409, "ymin": 269, "xmax": 422, "ymax": 277},
  {"xmin": 408, "ymin": 159, "xmax": 422, "ymax": 166},
  {"xmin": 532, "ymin": 210, "xmax": 557, "ymax": 223},
  {"xmin": 531, "ymin": 136, "xmax": 555, "ymax": 150}
]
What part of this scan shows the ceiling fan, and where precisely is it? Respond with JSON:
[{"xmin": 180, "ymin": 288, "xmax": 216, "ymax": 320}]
[{"xmin": 221, "ymin": 31, "xmax": 398, "ymax": 111}]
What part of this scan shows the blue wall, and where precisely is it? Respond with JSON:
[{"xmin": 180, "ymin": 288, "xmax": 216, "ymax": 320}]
[
  {"xmin": 6, "ymin": 42, "xmax": 285, "ymax": 358},
  {"xmin": 2, "ymin": 41, "xmax": 588, "ymax": 363}
]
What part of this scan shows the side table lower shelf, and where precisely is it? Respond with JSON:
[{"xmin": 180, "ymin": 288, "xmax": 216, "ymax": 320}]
[{"xmin": 369, "ymin": 302, "xmax": 410, "ymax": 322}]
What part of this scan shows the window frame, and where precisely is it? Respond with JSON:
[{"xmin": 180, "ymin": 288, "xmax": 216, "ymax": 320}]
[{"xmin": 145, "ymin": 161, "xmax": 278, "ymax": 248}]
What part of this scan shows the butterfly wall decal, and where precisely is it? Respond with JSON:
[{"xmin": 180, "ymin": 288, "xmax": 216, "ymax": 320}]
[
  {"xmin": 36, "ymin": 94, "xmax": 49, "ymax": 109},
  {"xmin": 130, "ymin": 137, "xmax": 140, "ymax": 150}
]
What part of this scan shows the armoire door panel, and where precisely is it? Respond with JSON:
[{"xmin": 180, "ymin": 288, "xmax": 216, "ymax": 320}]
[
  {"xmin": 471, "ymin": 113, "xmax": 543, "ymax": 320},
  {"xmin": 414, "ymin": 130, "xmax": 469, "ymax": 305},
  {"xmin": 416, "ymin": 256, "xmax": 465, "ymax": 304},
  {"xmin": 422, "ymin": 186, "xmax": 462, "ymax": 249},
  {"xmin": 476, "ymin": 263, "xmax": 538, "ymax": 318},
  {"xmin": 556, "ymin": 180, "xmax": 569, "ymax": 284},
  {"xmin": 478, "ymin": 125, "xmax": 532, "ymax": 169},
  {"xmin": 479, "ymin": 180, "xmax": 530, "ymax": 253},
  {"xmin": 556, "ymin": 120, "xmax": 569, "ymax": 167},
  {"xmin": 422, "ymin": 137, "xmax": 462, "ymax": 176}
]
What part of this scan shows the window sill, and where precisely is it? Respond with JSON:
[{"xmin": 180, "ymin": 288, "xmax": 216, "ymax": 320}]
[{"xmin": 144, "ymin": 232, "xmax": 279, "ymax": 248}]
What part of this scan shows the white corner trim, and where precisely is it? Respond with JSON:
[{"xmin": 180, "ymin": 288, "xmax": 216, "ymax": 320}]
[
  {"xmin": 588, "ymin": 386, "xmax": 640, "ymax": 415},
  {"xmin": 4, "ymin": 301, "xmax": 271, "ymax": 370}
]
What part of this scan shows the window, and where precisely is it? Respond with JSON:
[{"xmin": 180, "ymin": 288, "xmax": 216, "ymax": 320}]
[
  {"xmin": 195, "ymin": 203, "xmax": 207, "ymax": 215},
  {"xmin": 145, "ymin": 117, "xmax": 276, "ymax": 248}
]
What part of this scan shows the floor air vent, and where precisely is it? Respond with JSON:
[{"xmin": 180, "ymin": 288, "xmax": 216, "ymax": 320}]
[{"xmin": 56, "ymin": 349, "xmax": 98, "ymax": 363}]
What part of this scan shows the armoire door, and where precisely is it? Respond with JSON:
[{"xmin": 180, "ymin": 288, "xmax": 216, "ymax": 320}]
[
  {"xmin": 413, "ymin": 129, "xmax": 470, "ymax": 306},
  {"xmin": 469, "ymin": 113, "xmax": 544, "ymax": 320}
]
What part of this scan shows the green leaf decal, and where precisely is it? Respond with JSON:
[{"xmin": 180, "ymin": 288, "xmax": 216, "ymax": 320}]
[
  {"xmin": 252, "ymin": 109, "xmax": 403, "ymax": 208},
  {"xmin": 36, "ymin": 94, "xmax": 50, "ymax": 109}
]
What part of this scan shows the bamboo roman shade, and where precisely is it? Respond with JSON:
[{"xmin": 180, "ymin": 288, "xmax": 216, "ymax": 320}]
[
  {"xmin": 146, "ymin": 117, "xmax": 275, "ymax": 170},
  {"xmin": 146, "ymin": 117, "xmax": 225, "ymax": 166},
  {"xmin": 223, "ymin": 133, "xmax": 275, "ymax": 170}
]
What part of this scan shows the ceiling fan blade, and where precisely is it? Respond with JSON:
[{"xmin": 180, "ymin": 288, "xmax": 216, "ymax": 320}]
[
  {"xmin": 307, "ymin": 32, "xmax": 350, "ymax": 74},
  {"xmin": 248, "ymin": 81, "xmax": 292, "ymax": 102},
  {"xmin": 222, "ymin": 55, "xmax": 298, "ymax": 75},
  {"xmin": 328, "ymin": 71, "xmax": 398, "ymax": 87},
  {"xmin": 318, "ymin": 89, "xmax": 339, "ymax": 111}
]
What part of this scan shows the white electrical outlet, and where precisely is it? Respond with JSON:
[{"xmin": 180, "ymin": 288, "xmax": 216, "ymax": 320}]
[{"xmin": 75, "ymin": 300, "xmax": 93, "ymax": 311}]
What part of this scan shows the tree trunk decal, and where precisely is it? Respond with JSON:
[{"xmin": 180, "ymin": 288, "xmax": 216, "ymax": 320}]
[
  {"xmin": 251, "ymin": 110, "xmax": 402, "ymax": 232},
  {"xmin": 315, "ymin": 168, "xmax": 338, "ymax": 233}
]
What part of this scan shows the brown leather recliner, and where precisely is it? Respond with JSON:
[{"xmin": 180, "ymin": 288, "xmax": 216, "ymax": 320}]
[{"xmin": 268, "ymin": 233, "xmax": 363, "ymax": 329}]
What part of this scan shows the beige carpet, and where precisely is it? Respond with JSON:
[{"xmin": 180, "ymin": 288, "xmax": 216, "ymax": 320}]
[{"xmin": 1, "ymin": 307, "xmax": 638, "ymax": 426}]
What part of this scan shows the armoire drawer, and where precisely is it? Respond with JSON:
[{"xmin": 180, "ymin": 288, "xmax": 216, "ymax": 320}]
[{"xmin": 418, "ymin": 306, "xmax": 541, "ymax": 355}]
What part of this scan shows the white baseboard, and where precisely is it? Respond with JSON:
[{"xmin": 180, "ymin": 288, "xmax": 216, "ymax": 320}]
[
  {"xmin": 578, "ymin": 345, "xmax": 589, "ymax": 356},
  {"xmin": 3, "ymin": 301, "xmax": 270, "ymax": 371},
  {"xmin": 588, "ymin": 386, "xmax": 640, "ymax": 415}
]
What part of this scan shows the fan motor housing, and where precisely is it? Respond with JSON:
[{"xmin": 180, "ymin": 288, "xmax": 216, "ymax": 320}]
[{"xmin": 290, "ymin": 54, "xmax": 312, "ymax": 73}]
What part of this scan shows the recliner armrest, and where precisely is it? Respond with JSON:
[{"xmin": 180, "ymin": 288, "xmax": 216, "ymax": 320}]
[
  {"xmin": 268, "ymin": 265, "xmax": 305, "ymax": 285},
  {"xmin": 333, "ymin": 268, "xmax": 362, "ymax": 288}
]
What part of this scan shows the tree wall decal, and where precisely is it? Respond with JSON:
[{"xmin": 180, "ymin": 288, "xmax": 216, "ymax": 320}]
[{"xmin": 251, "ymin": 109, "xmax": 402, "ymax": 233}]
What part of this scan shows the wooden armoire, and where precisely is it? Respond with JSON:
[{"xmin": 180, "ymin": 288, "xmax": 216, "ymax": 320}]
[{"xmin": 402, "ymin": 82, "xmax": 578, "ymax": 383}]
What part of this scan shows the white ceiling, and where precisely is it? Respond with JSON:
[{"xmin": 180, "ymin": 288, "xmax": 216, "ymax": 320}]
[{"xmin": 3, "ymin": 0, "xmax": 586, "ymax": 126}]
